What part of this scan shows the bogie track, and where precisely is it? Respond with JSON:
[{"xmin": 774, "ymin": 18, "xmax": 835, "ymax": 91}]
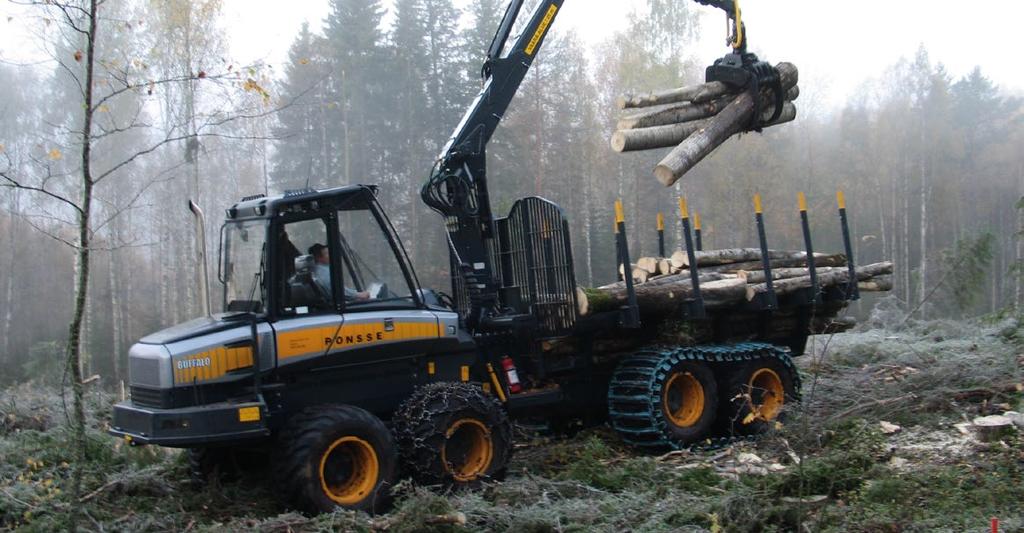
[{"xmin": 608, "ymin": 343, "xmax": 801, "ymax": 450}]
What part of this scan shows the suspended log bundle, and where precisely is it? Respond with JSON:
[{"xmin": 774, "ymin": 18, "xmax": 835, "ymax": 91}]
[{"xmin": 613, "ymin": 62, "xmax": 800, "ymax": 186}]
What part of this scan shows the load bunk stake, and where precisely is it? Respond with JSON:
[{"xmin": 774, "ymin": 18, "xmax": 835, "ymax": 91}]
[
  {"xmin": 657, "ymin": 212, "xmax": 666, "ymax": 257},
  {"xmin": 837, "ymin": 191, "xmax": 860, "ymax": 301},
  {"xmin": 693, "ymin": 210, "xmax": 703, "ymax": 251},
  {"xmin": 615, "ymin": 200, "xmax": 641, "ymax": 328},
  {"xmin": 679, "ymin": 198, "xmax": 706, "ymax": 318},
  {"xmin": 753, "ymin": 193, "xmax": 777, "ymax": 310},
  {"xmin": 798, "ymin": 192, "xmax": 821, "ymax": 305}
]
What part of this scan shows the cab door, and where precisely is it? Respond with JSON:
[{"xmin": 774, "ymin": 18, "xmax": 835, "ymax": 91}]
[{"xmin": 271, "ymin": 192, "xmax": 455, "ymax": 413}]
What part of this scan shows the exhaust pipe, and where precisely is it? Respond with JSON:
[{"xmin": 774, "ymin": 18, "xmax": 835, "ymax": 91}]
[{"xmin": 189, "ymin": 199, "xmax": 212, "ymax": 317}]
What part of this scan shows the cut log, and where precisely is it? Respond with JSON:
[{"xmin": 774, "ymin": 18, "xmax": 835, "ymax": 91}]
[
  {"xmin": 617, "ymin": 82, "xmax": 727, "ymax": 110},
  {"xmin": 654, "ymin": 62, "xmax": 798, "ymax": 187},
  {"xmin": 669, "ymin": 250, "xmax": 688, "ymax": 269},
  {"xmin": 696, "ymin": 254, "xmax": 848, "ymax": 274},
  {"xmin": 680, "ymin": 248, "xmax": 828, "ymax": 268},
  {"xmin": 858, "ymin": 275, "xmax": 893, "ymax": 292},
  {"xmin": 578, "ymin": 277, "xmax": 747, "ymax": 317},
  {"xmin": 655, "ymin": 100, "xmax": 797, "ymax": 186},
  {"xmin": 617, "ymin": 95, "xmax": 734, "ymax": 130},
  {"xmin": 745, "ymin": 262, "xmax": 894, "ymax": 301},
  {"xmin": 636, "ymin": 256, "xmax": 660, "ymax": 275},
  {"xmin": 736, "ymin": 267, "xmax": 837, "ymax": 284},
  {"xmin": 613, "ymin": 97, "xmax": 797, "ymax": 153},
  {"xmin": 612, "ymin": 119, "xmax": 709, "ymax": 153},
  {"xmin": 632, "ymin": 268, "xmax": 651, "ymax": 284},
  {"xmin": 597, "ymin": 271, "xmax": 729, "ymax": 291},
  {"xmin": 618, "ymin": 262, "xmax": 638, "ymax": 279},
  {"xmin": 657, "ymin": 258, "xmax": 673, "ymax": 275},
  {"xmin": 617, "ymin": 86, "xmax": 799, "ymax": 131}
]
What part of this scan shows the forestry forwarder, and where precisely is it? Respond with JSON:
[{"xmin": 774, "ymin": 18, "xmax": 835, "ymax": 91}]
[{"xmin": 109, "ymin": 0, "xmax": 850, "ymax": 514}]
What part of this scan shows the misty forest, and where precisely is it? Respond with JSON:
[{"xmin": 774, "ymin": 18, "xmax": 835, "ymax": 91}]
[{"xmin": 1, "ymin": 0, "xmax": 1022, "ymax": 531}]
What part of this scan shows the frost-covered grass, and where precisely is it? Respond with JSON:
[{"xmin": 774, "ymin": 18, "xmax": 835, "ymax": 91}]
[{"xmin": 1, "ymin": 314, "xmax": 1022, "ymax": 532}]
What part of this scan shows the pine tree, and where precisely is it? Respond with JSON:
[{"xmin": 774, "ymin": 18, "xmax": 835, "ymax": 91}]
[
  {"xmin": 322, "ymin": 0, "xmax": 387, "ymax": 184},
  {"xmin": 271, "ymin": 23, "xmax": 332, "ymax": 191}
]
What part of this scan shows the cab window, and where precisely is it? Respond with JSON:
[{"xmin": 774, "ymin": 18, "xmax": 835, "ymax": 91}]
[
  {"xmin": 277, "ymin": 217, "xmax": 335, "ymax": 314},
  {"xmin": 336, "ymin": 206, "xmax": 415, "ymax": 308}
]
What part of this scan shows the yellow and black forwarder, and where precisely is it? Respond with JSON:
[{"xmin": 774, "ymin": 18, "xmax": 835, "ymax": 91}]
[{"xmin": 110, "ymin": 0, "xmax": 858, "ymax": 514}]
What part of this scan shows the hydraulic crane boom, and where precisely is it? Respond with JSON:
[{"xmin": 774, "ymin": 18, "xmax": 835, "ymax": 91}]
[
  {"xmin": 422, "ymin": 0, "xmax": 760, "ymax": 331},
  {"xmin": 422, "ymin": 0, "xmax": 564, "ymax": 330}
]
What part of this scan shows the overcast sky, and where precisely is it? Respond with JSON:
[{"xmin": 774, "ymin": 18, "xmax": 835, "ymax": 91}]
[{"xmin": 2, "ymin": 1, "xmax": 1023, "ymax": 108}]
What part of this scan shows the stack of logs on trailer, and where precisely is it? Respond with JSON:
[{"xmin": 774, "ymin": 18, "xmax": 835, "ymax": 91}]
[{"xmin": 554, "ymin": 189, "xmax": 893, "ymax": 359}]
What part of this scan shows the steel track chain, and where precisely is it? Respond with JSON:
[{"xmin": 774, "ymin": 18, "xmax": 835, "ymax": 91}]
[{"xmin": 607, "ymin": 342, "xmax": 801, "ymax": 451}]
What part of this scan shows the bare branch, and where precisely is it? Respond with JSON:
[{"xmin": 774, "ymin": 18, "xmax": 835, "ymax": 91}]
[
  {"xmin": 92, "ymin": 170, "xmax": 180, "ymax": 233},
  {"xmin": 17, "ymin": 213, "xmax": 80, "ymax": 249},
  {"xmin": 0, "ymin": 171, "xmax": 83, "ymax": 214}
]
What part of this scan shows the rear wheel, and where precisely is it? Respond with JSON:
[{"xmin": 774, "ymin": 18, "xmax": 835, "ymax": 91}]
[
  {"xmin": 273, "ymin": 405, "xmax": 397, "ymax": 514},
  {"xmin": 723, "ymin": 357, "xmax": 797, "ymax": 435},
  {"xmin": 393, "ymin": 382, "xmax": 512, "ymax": 485}
]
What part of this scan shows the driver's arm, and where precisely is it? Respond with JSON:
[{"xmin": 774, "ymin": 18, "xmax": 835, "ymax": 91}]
[{"xmin": 345, "ymin": 287, "xmax": 370, "ymax": 301}]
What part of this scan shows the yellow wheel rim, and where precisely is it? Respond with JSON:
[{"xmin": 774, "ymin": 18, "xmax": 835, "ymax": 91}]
[
  {"xmin": 442, "ymin": 418, "xmax": 493, "ymax": 482},
  {"xmin": 662, "ymin": 371, "xmax": 705, "ymax": 428},
  {"xmin": 747, "ymin": 368, "xmax": 785, "ymax": 422},
  {"xmin": 318, "ymin": 436, "xmax": 379, "ymax": 506}
]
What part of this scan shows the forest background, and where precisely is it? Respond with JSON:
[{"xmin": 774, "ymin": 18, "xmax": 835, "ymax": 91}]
[{"xmin": 0, "ymin": 0, "xmax": 1022, "ymax": 385}]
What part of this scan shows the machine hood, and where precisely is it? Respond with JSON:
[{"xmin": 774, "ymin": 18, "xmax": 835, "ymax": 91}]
[{"xmin": 138, "ymin": 314, "xmax": 248, "ymax": 345}]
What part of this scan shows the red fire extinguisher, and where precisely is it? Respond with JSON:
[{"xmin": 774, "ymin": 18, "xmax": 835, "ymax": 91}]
[{"xmin": 500, "ymin": 356, "xmax": 522, "ymax": 394}]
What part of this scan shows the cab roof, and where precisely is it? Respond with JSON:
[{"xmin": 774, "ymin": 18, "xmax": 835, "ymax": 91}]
[{"xmin": 225, "ymin": 184, "xmax": 378, "ymax": 220}]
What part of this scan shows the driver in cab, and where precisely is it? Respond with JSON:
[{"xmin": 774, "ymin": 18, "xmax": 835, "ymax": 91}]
[{"xmin": 308, "ymin": 243, "xmax": 370, "ymax": 302}]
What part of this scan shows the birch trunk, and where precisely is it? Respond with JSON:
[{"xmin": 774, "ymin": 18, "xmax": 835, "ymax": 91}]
[
  {"xmin": 66, "ymin": 3, "xmax": 98, "ymax": 527},
  {"xmin": 1, "ymin": 190, "xmax": 18, "ymax": 364},
  {"xmin": 109, "ymin": 248, "xmax": 122, "ymax": 381},
  {"xmin": 1017, "ymin": 166, "xmax": 1023, "ymax": 308},
  {"xmin": 918, "ymin": 127, "xmax": 928, "ymax": 319}
]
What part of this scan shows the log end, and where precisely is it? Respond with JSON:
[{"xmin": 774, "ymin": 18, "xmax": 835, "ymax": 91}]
[
  {"xmin": 610, "ymin": 131, "xmax": 628, "ymax": 153},
  {"xmin": 576, "ymin": 286, "xmax": 588, "ymax": 316},
  {"xmin": 654, "ymin": 165, "xmax": 678, "ymax": 187}
]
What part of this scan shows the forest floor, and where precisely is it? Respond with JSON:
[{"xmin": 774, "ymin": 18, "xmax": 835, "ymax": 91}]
[{"xmin": 1, "ymin": 309, "xmax": 1023, "ymax": 532}]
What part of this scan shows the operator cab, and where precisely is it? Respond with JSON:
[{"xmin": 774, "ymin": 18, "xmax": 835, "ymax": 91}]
[{"xmin": 219, "ymin": 185, "xmax": 425, "ymax": 321}]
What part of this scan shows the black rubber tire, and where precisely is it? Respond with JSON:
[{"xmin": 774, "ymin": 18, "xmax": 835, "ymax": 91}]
[
  {"xmin": 273, "ymin": 404, "xmax": 397, "ymax": 515},
  {"xmin": 392, "ymin": 382, "xmax": 512, "ymax": 485},
  {"xmin": 187, "ymin": 447, "xmax": 235, "ymax": 487},
  {"xmin": 722, "ymin": 357, "xmax": 798, "ymax": 435},
  {"xmin": 609, "ymin": 352, "xmax": 718, "ymax": 449}
]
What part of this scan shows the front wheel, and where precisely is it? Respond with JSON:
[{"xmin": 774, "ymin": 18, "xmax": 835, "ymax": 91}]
[{"xmin": 273, "ymin": 405, "xmax": 397, "ymax": 514}]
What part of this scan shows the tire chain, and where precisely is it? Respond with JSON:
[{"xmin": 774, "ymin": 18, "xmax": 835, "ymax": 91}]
[
  {"xmin": 608, "ymin": 342, "xmax": 801, "ymax": 451},
  {"xmin": 392, "ymin": 381, "xmax": 512, "ymax": 483}
]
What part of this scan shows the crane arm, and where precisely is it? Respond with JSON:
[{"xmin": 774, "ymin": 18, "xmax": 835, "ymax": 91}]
[{"xmin": 421, "ymin": 0, "xmax": 564, "ymax": 329}]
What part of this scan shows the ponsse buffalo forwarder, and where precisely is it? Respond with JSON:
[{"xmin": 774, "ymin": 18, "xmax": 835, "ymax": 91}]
[{"xmin": 110, "ymin": 0, "xmax": 862, "ymax": 513}]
